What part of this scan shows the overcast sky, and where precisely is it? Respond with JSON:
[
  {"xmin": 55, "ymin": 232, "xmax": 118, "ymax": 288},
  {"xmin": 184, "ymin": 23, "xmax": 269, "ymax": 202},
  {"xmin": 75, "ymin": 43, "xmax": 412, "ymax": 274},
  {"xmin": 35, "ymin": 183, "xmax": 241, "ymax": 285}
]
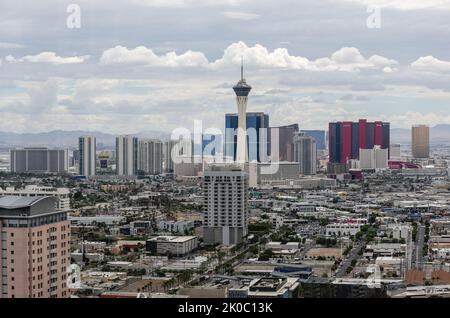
[{"xmin": 1, "ymin": 0, "xmax": 450, "ymax": 134}]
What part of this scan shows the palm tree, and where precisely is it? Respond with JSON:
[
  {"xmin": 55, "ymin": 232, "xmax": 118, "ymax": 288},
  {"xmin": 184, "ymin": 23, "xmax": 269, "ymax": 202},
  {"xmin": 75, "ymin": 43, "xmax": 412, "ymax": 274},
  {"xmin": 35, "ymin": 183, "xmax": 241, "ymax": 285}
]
[
  {"xmin": 163, "ymin": 277, "xmax": 176, "ymax": 291},
  {"xmin": 162, "ymin": 280, "xmax": 170, "ymax": 292}
]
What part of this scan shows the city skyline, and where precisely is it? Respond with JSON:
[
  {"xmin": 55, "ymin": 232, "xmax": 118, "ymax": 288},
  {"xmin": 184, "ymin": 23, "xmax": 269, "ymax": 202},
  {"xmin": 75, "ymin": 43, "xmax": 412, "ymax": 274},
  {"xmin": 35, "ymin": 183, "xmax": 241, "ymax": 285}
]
[
  {"xmin": 1, "ymin": 1, "xmax": 450, "ymax": 134},
  {"xmin": 2, "ymin": 0, "xmax": 450, "ymax": 303}
]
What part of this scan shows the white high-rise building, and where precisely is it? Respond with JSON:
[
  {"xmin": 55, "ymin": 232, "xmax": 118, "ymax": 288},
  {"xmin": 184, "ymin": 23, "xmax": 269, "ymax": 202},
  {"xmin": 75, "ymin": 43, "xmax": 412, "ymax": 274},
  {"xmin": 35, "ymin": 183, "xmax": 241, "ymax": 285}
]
[
  {"xmin": 10, "ymin": 148, "xmax": 68, "ymax": 173},
  {"xmin": 203, "ymin": 164, "xmax": 249, "ymax": 246},
  {"xmin": 78, "ymin": 136, "xmax": 96, "ymax": 177},
  {"xmin": 233, "ymin": 60, "xmax": 252, "ymax": 163},
  {"xmin": 139, "ymin": 139, "xmax": 163, "ymax": 175},
  {"xmin": 293, "ymin": 132, "xmax": 317, "ymax": 175},
  {"xmin": 116, "ymin": 135, "xmax": 138, "ymax": 176},
  {"xmin": 359, "ymin": 146, "xmax": 388, "ymax": 170}
]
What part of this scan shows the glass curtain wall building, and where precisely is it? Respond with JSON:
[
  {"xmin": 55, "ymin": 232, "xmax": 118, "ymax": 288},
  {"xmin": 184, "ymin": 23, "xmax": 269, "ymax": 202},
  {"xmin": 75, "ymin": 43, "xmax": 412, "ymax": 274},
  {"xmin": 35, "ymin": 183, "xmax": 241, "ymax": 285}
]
[{"xmin": 224, "ymin": 112, "xmax": 269, "ymax": 162}]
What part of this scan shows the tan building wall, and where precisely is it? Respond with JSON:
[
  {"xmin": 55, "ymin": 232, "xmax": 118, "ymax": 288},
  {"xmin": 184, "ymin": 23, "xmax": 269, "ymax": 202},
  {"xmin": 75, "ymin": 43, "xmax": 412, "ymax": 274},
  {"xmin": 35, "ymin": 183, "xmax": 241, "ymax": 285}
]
[
  {"xmin": 412, "ymin": 125, "xmax": 430, "ymax": 158},
  {"xmin": 0, "ymin": 220, "xmax": 70, "ymax": 298}
]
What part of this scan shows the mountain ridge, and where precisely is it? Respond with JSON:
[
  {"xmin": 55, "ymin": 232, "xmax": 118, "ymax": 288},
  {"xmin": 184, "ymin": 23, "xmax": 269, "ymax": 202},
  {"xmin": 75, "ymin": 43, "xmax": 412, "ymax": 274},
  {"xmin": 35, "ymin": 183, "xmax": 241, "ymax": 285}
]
[
  {"xmin": 1, "ymin": 124, "xmax": 449, "ymax": 148},
  {"xmin": 0, "ymin": 130, "xmax": 170, "ymax": 148}
]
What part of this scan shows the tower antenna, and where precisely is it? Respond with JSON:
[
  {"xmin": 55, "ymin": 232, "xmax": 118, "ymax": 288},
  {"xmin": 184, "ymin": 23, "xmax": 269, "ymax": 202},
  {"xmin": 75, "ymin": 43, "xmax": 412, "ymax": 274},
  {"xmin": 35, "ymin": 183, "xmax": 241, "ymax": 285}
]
[{"xmin": 241, "ymin": 56, "xmax": 244, "ymax": 81}]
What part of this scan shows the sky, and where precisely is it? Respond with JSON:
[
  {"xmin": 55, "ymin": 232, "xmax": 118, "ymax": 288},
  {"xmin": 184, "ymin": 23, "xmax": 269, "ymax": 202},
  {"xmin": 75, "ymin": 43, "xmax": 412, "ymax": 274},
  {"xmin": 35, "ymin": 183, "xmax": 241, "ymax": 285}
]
[{"xmin": 1, "ymin": 0, "xmax": 450, "ymax": 134}]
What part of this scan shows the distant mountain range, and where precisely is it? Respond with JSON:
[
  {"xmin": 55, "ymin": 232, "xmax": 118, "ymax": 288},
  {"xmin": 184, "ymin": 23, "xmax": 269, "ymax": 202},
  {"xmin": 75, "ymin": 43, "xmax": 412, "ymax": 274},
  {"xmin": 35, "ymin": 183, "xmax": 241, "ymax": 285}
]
[
  {"xmin": 0, "ymin": 130, "xmax": 170, "ymax": 149},
  {"xmin": 0, "ymin": 124, "xmax": 449, "ymax": 149},
  {"xmin": 391, "ymin": 124, "xmax": 450, "ymax": 145}
]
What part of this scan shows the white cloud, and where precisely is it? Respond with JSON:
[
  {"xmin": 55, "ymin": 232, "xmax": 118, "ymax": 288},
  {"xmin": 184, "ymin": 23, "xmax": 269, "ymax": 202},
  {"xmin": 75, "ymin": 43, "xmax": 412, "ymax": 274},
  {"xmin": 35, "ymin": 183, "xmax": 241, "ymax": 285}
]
[
  {"xmin": 6, "ymin": 52, "xmax": 88, "ymax": 64},
  {"xmin": 98, "ymin": 42, "xmax": 397, "ymax": 72},
  {"xmin": 223, "ymin": 11, "xmax": 260, "ymax": 20},
  {"xmin": 210, "ymin": 42, "xmax": 397, "ymax": 72},
  {"xmin": 411, "ymin": 56, "xmax": 450, "ymax": 73},
  {"xmin": 28, "ymin": 79, "xmax": 59, "ymax": 110},
  {"xmin": 74, "ymin": 79, "xmax": 120, "ymax": 98},
  {"xmin": 382, "ymin": 66, "xmax": 398, "ymax": 73},
  {"xmin": 5, "ymin": 55, "xmax": 18, "ymax": 63},
  {"xmin": 99, "ymin": 45, "xmax": 209, "ymax": 67},
  {"xmin": 342, "ymin": 0, "xmax": 450, "ymax": 10}
]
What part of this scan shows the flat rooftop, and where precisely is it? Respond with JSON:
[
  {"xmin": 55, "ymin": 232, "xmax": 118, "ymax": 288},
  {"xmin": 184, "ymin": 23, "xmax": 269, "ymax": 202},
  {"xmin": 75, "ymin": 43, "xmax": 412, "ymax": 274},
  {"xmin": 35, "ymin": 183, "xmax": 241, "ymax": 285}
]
[
  {"xmin": 148, "ymin": 236, "xmax": 197, "ymax": 243},
  {"xmin": 251, "ymin": 277, "xmax": 286, "ymax": 290}
]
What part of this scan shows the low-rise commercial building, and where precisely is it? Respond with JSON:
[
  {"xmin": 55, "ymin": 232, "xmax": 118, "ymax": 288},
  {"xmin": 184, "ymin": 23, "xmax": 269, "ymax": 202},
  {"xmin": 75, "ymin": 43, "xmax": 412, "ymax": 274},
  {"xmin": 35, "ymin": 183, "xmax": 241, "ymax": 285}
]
[
  {"xmin": 326, "ymin": 223, "xmax": 362, "ymax": 237},
  {"xmin": 146, "ymin": 236, "xmax": 198, "ymax": 256},
  {"xmin": 69, "ymin": 215, "xmax": 125, "ymax": 226},
  {"xmin": 228, "ymin": 277, "xmax": 300, "ymax": 298},
  {"xmin": 157, "ymin": 220, "xmax": 195, "ymax": 234},
  {"xmin": 259, "ymin": 177, "xmax": 337, "ymax": 189}
]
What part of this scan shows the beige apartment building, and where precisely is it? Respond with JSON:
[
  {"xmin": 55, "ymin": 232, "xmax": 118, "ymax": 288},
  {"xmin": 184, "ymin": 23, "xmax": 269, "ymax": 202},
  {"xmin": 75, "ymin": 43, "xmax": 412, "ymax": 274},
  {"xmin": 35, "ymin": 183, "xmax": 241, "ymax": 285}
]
[
  {"xmin": 0, "ymin": 196, "xmax": 71, "ymax": 298},
  {"xmin": 412, "ymin": 125, "xmax": 430, "ymax": 159}
]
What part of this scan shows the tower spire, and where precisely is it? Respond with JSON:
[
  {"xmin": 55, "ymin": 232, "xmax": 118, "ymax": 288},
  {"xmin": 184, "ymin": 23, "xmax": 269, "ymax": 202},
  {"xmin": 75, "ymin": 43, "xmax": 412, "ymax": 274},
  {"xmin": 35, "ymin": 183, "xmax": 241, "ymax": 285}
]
[{"xmin": 241, "ymin": 56, "xmax": 243, "ymax": 81}]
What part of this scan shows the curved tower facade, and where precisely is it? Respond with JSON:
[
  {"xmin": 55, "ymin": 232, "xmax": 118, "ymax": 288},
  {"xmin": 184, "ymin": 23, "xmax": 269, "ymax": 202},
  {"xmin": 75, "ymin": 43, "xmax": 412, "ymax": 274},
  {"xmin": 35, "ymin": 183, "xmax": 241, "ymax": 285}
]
[{"xmin": 233, "ymin": 61, "xmax": 252, "ymax": 163}]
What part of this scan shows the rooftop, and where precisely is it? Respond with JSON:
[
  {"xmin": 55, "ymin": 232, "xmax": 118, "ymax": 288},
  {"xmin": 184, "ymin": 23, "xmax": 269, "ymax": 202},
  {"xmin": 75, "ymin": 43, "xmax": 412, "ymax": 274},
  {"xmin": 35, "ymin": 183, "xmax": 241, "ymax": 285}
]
[
  {"xmin": 0, "ymin": 195, "xmax": 60, "ymax": 217},
  {"xmin": 148, "ymin": 236, "xmax": 197, "ymax": 243},
  {"xmin": 0, "ymin": 196, "xmax": 47, "ymax": 209}
]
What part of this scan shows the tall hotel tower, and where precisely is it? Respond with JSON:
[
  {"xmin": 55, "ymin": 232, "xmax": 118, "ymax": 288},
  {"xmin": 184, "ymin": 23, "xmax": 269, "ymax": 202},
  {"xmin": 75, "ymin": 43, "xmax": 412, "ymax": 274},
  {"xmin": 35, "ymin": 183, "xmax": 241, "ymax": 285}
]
[
  {"xmin": 138, "ymin": 139, "xmax": 163, "ymax": 175},
  {"xmin": 78, "ymin": 136, "xmax": 96, "ymax": 177},
  {"xmin": 0, "ymin": 196, "xmax": 70, "ymax": 298},
  {"xmin": 412, "ymin": 125, "xmax": 430, "ymax": 159},
  {"xmin": 116, "ymin": 135, "xmax": 138, "ymax": 176},
  {"xmin": 203, "ymin": 164, "xmax": 249, "ymax": 246},
  {"xmin": 233, "ymin": 59, "xmax": 252, "ymax": 163}
]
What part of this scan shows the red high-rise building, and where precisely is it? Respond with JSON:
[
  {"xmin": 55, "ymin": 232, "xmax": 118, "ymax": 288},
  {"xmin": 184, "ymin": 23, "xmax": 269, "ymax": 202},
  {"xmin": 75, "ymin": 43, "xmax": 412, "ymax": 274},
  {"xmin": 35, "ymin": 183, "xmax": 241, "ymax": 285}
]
[
  {"xmin": 374, "ymin": 121, "xmax": 383, "ymax": 146},
  {"xmin": 328, "ymin": 119, "xmax": 390, "ymax": 164},
  {"xmin": 341, "ymin": 122, "xmax": 353, "ymax": 164},
  {"xmin": 359, "ymin": 119, "xmax": 367, "ymax": 149}
]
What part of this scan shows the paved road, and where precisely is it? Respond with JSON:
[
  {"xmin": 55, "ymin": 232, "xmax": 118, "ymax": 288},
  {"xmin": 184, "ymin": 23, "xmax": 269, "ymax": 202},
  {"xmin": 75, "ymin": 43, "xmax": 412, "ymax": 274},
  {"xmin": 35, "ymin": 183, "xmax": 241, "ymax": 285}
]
[
  {"xmin": 335, "ymin": 241, "xmax": 365, "ymax": 278},
  {"xmin": 412, "ymin": 225, "xmax": 425, "ymax": 269},
  {"xmin": 412, "ymin": 224, "xmax": 425, "ymax": 268},
  {"xmin": 298, "ymin": 239, "xmax": 314, "ymax": 260}
]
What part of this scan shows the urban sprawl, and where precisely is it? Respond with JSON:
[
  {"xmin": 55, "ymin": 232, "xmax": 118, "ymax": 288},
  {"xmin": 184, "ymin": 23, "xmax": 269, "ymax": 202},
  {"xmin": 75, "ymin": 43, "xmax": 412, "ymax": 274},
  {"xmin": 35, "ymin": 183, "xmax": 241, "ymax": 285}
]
[{"xmin": 1, "ymin": 70, "xmax": 450, "ymax": 299}]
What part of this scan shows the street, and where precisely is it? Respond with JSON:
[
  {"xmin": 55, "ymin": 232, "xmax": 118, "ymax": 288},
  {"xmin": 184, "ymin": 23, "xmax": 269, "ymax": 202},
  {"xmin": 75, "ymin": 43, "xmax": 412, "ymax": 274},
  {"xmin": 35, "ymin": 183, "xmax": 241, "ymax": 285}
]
[
  {"xmin": 413, "ymin": 225, "xmax": 425, "ymax": 269},
  {"xmin": 335, "ymin": 241, "xmax": 365, "ymax": 278}
]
